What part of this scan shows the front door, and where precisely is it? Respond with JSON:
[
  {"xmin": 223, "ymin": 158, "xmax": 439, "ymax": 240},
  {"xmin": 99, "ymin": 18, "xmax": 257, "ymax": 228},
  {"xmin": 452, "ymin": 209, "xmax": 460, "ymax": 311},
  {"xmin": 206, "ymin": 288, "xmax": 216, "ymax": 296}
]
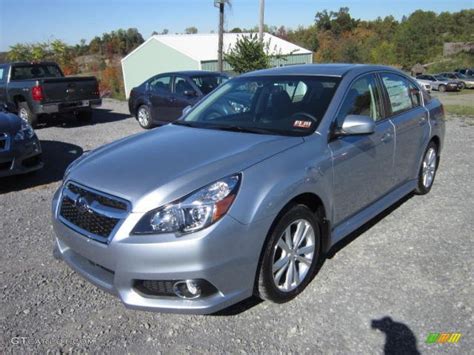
[
  {"xmin": 329, "ymin": 74, "xmax": 395, "ymax": 226},
  {"xmin": 170, "ymin": 76, "xmax": 200, "ymax": 120}
]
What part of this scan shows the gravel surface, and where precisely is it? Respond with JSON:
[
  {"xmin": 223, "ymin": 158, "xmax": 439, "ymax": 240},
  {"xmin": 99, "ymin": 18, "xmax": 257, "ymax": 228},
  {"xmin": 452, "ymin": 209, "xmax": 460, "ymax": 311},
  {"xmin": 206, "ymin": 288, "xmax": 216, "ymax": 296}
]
[{"xmin": 1, "ymin": 99, "xmax": 472, "ymax": 353}]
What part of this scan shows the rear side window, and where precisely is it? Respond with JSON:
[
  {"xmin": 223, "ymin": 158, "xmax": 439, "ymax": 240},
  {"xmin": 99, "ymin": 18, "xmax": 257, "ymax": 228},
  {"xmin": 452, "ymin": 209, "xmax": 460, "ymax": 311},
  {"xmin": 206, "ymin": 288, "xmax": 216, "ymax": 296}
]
[
  {"xmin": 381, "ymin": 73, "xmax": 421, "ymax": 115},
  {"xmin": 11, "ymin": 64, "xmax": 63, "ymax": 80},
  {"xmin": 336, "ymin": 74, "xmax": 382, "ymax": 126},
  {"xmin": 149, "ymin": 76, "xmax": 171, "ymax": 93}
]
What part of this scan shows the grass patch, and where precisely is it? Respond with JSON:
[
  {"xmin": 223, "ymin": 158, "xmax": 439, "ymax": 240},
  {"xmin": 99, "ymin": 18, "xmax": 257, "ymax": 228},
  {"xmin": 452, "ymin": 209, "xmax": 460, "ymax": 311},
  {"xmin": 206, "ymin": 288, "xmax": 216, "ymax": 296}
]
[
  {"xmin": 444, "ymin": 105, "xmax": 474, "ymax": 126},
  {"xmin": 444, "ymin": 105, "xmax": 474, "ymax": 116}
]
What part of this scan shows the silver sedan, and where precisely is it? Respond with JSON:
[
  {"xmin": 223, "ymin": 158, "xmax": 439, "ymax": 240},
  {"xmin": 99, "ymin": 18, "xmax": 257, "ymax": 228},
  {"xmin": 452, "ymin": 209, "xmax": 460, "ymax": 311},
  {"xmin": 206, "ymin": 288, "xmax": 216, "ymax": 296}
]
[{"xmin": 52, "ymin": 64, "xmax": 445, "ymax": 314}]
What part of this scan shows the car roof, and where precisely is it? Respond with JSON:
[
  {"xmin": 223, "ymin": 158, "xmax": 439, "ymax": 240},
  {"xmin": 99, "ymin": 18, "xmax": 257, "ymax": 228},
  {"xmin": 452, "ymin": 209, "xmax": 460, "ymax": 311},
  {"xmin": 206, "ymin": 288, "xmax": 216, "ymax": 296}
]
[
  {"xmin": 161, "ymin": 70, "xmax": 226, "ymax": 77},
  {"xmin": 240, "ymin": 64, "xmax": 399, "ymax": 78},
  {"xmin": 7, "ymin": 61, "xmax": 59, "ymax": 66}
]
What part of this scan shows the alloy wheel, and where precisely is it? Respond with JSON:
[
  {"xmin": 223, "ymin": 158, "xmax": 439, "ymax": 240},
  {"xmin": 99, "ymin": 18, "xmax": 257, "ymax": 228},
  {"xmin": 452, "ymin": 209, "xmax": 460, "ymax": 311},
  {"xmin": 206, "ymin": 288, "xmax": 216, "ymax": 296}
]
[
  {"xmin": 18, "ymin": 108, "xmax": 29, "ymax": 122},
  {"xmin": 272, "ymin": 219, "xmax": 316, "ymax": 292},
  {"xmin": 422, "ymin": 147, "xmax": 437, "ymax": 189},
  {"xmin": 137, "ymin": 107, "xmax": 150, "ymax": 127}
]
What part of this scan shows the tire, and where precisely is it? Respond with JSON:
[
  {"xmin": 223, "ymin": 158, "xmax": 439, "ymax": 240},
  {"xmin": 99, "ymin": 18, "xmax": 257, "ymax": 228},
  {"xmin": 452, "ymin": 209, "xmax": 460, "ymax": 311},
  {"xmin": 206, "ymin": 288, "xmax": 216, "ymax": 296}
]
[
  {"xmin": 415, "ymin": 141, "xmax": 438, "ymax": 195},
  {"xmin": 17, "ymin": 102, "xmax": 38, "ymax": 127},
  {"xmin": 136, "ymin": 105, "xmax": 153, "ymax": 129},
  {"xmin": 459, "ymin": 82, "xmax": 466, "ymax": 90},
  {"xmin": 438, "ymin": 85, "xmax": 446, "ymax": 92},
  {"xmin": 76, "ymin": 110, "xmax": 93, "ymax": 123},
  {"xmin": 256, "ymin": 205, "xmax": 321, "ymax": 303}
]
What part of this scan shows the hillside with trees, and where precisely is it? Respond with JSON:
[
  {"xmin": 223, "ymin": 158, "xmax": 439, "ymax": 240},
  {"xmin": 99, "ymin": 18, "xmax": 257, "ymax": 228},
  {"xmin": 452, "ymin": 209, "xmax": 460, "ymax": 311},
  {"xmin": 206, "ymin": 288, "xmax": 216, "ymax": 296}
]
[{"xmin": 3, "ymin": 8, "xmax": 473, "ymax": 99}]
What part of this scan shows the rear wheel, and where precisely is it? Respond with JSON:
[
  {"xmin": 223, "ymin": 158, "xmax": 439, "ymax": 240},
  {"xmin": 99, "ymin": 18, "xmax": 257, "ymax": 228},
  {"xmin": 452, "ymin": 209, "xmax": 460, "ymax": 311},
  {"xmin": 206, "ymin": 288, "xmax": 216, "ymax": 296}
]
[
  {"xmin": 415, "ymin": 141, "xmax": 438, "ymax": 195},
  {"xmin": 438, "ymin": 85, "xmax": 446, "ymax": 92},
  {"xmin": 256, "ymin": 205, "xmax": 321, "ymax": 303},
  {"xmin": 137, "ymin": 105, "xmax": 153, "ymax": 129},
  {"xmin": 459, "ymin": 82, "xmax": 466, "ymax": 90},
  {"xmin": 17, "ymin": 102, "xmax": 38, "ymax": 127}
]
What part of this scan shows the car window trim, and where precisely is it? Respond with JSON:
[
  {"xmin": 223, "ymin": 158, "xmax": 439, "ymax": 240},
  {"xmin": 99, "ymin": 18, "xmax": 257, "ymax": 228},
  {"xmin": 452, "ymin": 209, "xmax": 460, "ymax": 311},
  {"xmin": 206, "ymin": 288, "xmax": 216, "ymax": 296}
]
[
  {"xmin": 377, "ymin": 71, "xmax": 423, "ymax": 119},
  {"xmin": 331, "ymin": 71, "xmax": 388, "ymax": 130}
]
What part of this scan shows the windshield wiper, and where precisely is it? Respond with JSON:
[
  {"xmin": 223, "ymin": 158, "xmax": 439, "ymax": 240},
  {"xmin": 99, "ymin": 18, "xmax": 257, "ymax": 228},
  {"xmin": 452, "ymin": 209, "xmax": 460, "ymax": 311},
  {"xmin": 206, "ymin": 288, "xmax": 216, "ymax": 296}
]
[
  {"xmin": 210, "ymin": 125, "xmax": 277, "ymax": 135},
  {"xmin": 172, "ymin": 121, "xmax": 200, "ymax": 127}
]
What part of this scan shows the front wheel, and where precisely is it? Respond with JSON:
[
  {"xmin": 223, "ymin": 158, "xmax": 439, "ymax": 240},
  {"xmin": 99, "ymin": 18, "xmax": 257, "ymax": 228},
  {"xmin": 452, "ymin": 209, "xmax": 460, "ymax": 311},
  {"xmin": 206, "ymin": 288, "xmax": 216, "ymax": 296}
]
[
  {"xmin": 256, "ymin": 205, "xmax": 321, "ymax": 303},
  {"xmin": 415, "ymin": 141, "xmax": 438, "ymax": 195},
  {"xmin": 438, "ymin": 85, "xmax": 446, "ymax": 92},
  {"xmin": 136, "ymin": 105, "xmax": 153, "ymax": 129}
]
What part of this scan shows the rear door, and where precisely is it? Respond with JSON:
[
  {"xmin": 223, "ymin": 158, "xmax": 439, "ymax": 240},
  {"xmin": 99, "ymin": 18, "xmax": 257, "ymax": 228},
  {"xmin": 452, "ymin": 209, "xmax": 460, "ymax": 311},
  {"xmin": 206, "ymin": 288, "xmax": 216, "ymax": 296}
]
[
  {"xmin": 329, "ymin": 73, "xmax": 395, "ymax": 226},
  {"xmin": 379, "ymin": 72, "xmax": 430, "ymax": 185},
  {"xmin": 147, "ymin": 75, "xmax": 173, "ymax": 121}
]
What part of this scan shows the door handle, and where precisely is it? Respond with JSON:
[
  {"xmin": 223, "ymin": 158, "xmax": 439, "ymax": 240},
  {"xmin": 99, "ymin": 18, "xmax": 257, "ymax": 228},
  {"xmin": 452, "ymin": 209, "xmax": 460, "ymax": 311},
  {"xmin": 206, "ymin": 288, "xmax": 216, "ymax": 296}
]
[
  {"xmin": 418, "ymin": 115, "xmax": 427, "ymax": 125},
  {"xmin": 167, "ymin": 97, "xmax": 176, "ymax": 103},
  {"xmin": 381, "ymin": 132, "xmax": 392, "ymax": 143}
]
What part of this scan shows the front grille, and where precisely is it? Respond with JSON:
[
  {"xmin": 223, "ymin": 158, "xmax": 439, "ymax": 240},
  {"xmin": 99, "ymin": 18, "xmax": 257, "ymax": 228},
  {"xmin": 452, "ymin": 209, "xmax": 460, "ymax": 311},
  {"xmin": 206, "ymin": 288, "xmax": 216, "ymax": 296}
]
[
  {"xmin": 59, "ymin": 182, "xmax": 129, "ymax": 242},
  {"xmin": 0, "ymin": 133, "xmax": 9, "ymax": 152},
  {"xmin": 67, "ymin": 183, "xmax": 127, "ymax": 210}
]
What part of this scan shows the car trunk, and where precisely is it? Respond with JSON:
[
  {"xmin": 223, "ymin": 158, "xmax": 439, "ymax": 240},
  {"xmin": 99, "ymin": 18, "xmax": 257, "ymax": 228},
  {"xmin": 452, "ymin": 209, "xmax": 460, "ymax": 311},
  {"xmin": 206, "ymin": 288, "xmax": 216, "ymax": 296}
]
[{"xmin": 40, "ymin": 77, "xmax": 99, "ymax": 104}]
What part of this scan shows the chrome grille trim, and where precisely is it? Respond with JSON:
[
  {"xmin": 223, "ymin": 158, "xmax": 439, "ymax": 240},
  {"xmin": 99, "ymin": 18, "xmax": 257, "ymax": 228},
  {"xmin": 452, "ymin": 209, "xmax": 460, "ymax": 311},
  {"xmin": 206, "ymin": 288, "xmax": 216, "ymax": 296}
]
[
  {"xmin": 58, "ymin": 181, "xmax": 131, "ymax": 244},
  {"xmin": 0, "ymin": 133, "xmax": 10, "ymax": 152}
]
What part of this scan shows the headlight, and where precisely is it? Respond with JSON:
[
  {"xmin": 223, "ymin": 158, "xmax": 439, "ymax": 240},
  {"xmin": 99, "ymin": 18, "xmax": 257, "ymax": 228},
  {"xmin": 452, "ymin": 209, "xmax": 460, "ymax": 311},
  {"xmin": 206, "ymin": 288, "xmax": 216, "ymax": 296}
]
[
  {"xmin": 14, "ymin": 121, "xmax": 35, "ymax": 141},
  {"xmin": 133, "ymin": 174, "xmax": 241, "ymax": 235}
]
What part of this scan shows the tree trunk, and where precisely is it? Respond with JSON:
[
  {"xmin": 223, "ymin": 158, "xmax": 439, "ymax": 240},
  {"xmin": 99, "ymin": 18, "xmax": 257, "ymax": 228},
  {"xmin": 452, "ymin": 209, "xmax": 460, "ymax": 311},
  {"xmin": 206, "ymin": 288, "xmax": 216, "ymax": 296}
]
[{"xmin": 218, "ymin": 2, "xmax": 224, "ymax": 72}]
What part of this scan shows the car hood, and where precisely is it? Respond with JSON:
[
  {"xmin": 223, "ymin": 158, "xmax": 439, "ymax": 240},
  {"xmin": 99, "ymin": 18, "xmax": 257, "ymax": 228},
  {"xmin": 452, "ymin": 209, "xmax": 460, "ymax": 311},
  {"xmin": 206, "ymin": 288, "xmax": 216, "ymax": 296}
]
[
  {"xmin": 0, "ymin": 112, "xmax": 21, "ymax": 134},
  {"xmin": 68, "ymin": 124, "xmax": 303, "ymax": 212}
]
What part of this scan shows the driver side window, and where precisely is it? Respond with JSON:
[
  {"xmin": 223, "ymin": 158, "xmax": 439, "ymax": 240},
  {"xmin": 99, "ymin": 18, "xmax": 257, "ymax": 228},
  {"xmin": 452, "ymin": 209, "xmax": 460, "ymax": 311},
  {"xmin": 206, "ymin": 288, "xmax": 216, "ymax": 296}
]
[{"xmin": 336, "ymin": 74, "xmax": 382, "ymax": 127}]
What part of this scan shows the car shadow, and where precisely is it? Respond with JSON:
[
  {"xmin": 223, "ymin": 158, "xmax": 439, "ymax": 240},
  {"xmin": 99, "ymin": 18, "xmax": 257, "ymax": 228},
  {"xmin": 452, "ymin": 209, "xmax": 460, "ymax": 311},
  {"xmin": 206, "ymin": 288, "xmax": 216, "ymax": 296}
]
[
  {"xmin": 326, "ymin": 193, "xmax": 414, "ymax": 259},
  {"xmin": 372, "ymin": 316, "xmax": 420, "ymax": 354},
  {"xmin": 34, "ymin": 108, "xmax": 132, "ymax": 129},
  {"xmin": 213, "ymin": 193, "xmax": 414, "ymax": 316},
  {"xmin": 0, "ymin": 140, "xmax": 82, "ymax": 193}
]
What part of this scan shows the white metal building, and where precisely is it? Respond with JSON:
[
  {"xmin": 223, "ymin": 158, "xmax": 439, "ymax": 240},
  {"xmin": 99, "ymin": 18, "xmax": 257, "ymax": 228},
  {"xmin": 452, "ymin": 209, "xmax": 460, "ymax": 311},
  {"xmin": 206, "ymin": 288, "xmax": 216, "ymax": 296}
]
[{"xmin": 121, "ymin": 33, "xmax": 313, "ymax": 97}]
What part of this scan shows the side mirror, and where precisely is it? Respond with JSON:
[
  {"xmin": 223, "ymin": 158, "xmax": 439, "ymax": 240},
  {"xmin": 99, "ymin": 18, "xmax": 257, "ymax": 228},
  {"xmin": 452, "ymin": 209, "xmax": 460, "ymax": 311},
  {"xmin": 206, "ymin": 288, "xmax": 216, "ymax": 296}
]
[
  {"xmin": 337, "ymin": 114, "xmax": 375, "ymax": 136},
  {"xmin": 183, "ymin": 90, "xmax": 197, "ymax": 97},
  {"xmin": 182, "ymin": 105, "xmax": 192, "ymax": 116}
]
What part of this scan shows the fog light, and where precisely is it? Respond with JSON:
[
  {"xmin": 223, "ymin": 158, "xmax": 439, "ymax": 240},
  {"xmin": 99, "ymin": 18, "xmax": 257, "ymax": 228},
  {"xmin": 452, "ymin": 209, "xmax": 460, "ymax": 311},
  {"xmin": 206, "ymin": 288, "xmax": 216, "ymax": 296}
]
[{"xmin": 173, "ymin": 280, "xmax": 202, "ymax": 299}]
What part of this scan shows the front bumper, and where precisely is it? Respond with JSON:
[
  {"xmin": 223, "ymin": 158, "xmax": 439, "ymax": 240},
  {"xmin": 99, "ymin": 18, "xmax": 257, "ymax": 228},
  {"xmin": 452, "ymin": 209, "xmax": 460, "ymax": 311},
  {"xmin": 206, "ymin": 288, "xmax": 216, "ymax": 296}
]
[
  {"xmin": 33, "ymin": 99, "xmax": 102, "ymax": 115},
  {"xmin": 51, "ymin": 187, "xmax": 273, "ymax": 314},
  {"xmin": 0, "ymin": 135, "xmax": 43, "ymax": 177}
]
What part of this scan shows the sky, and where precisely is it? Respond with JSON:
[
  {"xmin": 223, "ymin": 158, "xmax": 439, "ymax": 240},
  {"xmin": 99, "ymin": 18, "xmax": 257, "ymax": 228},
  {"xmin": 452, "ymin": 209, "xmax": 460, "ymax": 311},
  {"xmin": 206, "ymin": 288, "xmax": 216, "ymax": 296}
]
[{"xmin": 0, "ymin": 0, "xmax": 472, "ymax": 51}]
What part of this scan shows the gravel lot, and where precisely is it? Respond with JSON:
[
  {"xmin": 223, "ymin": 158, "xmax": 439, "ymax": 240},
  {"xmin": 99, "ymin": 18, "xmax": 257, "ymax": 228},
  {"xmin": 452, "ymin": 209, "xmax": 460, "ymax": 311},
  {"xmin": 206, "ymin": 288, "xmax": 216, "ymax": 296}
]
[{"xmin": 1, "ymin": 98, "xmax": 472, "ymax": 353}]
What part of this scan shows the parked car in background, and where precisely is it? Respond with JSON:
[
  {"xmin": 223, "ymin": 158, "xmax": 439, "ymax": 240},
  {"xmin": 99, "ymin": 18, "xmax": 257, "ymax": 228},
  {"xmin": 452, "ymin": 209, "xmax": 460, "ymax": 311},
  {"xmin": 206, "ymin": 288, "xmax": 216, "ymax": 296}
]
[
  {"xmin": 414, "ymin": 78, "xmax": 431, "ymax": 93},
  {"xmin": 0, "ymin": 106, "xmax": 43, "ymax": 177},
  {"xmin": 455, "ymin": 68, "xmax": 474, "ymax": 77},
  {"xmin": 128, "ymin": 70, "xmax": 229, "ymax": 129},
  {"xmin": 0, "ymin": 62, "xmax": 101, "ymax": 127},
  {"xmin": 416, "ymin": 74, "xmax": 461, "ymax": 92},
  {"xmin": 52, "ymin": 64, "xmax": 444, "ymax": 314},
  {"xmin": 438, "ymin": 72, "xmax": 474, "ymax": 89}
]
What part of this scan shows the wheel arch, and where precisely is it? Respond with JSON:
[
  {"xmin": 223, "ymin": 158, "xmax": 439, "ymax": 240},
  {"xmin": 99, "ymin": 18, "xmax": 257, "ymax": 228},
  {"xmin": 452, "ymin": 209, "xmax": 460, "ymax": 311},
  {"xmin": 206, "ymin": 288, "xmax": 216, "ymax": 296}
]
[{"xmin": 264, "ymin": 192, "xmax": 331, "ymax": 257}]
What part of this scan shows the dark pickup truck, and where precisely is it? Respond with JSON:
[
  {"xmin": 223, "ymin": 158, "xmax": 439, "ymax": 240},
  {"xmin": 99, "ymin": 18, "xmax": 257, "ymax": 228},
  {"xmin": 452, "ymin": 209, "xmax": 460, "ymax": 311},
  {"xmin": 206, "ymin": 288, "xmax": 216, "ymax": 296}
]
[{"xmin": 0, "ymin": 62, "xmax": 101, "ymax": 126}]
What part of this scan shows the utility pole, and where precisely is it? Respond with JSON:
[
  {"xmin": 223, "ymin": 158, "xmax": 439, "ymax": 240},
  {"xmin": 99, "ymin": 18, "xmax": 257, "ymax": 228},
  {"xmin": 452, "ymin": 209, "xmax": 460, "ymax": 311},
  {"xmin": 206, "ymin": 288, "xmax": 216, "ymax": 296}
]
[
  {"xmin": 216, "ymin": 0, "xmax": 225, "ymax": 72},
  {"xmin": 259, "ymin": 0, "xmax": 265, "ymax": 42}
]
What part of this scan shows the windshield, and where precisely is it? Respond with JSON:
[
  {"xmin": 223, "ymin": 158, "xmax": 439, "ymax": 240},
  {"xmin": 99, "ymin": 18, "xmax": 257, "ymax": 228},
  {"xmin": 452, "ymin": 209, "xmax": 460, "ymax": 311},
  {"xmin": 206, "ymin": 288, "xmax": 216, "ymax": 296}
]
[
  {"xmin": 11, "ymin": 64, "xmax": 63, "ymax": 80},
  {"xmin": 178, "ymin": 75, "xmax": 340, "ymax": 136},
  {"xmin": 191, "ymin": 75, "xmax": 229, "ymax": 95}
]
